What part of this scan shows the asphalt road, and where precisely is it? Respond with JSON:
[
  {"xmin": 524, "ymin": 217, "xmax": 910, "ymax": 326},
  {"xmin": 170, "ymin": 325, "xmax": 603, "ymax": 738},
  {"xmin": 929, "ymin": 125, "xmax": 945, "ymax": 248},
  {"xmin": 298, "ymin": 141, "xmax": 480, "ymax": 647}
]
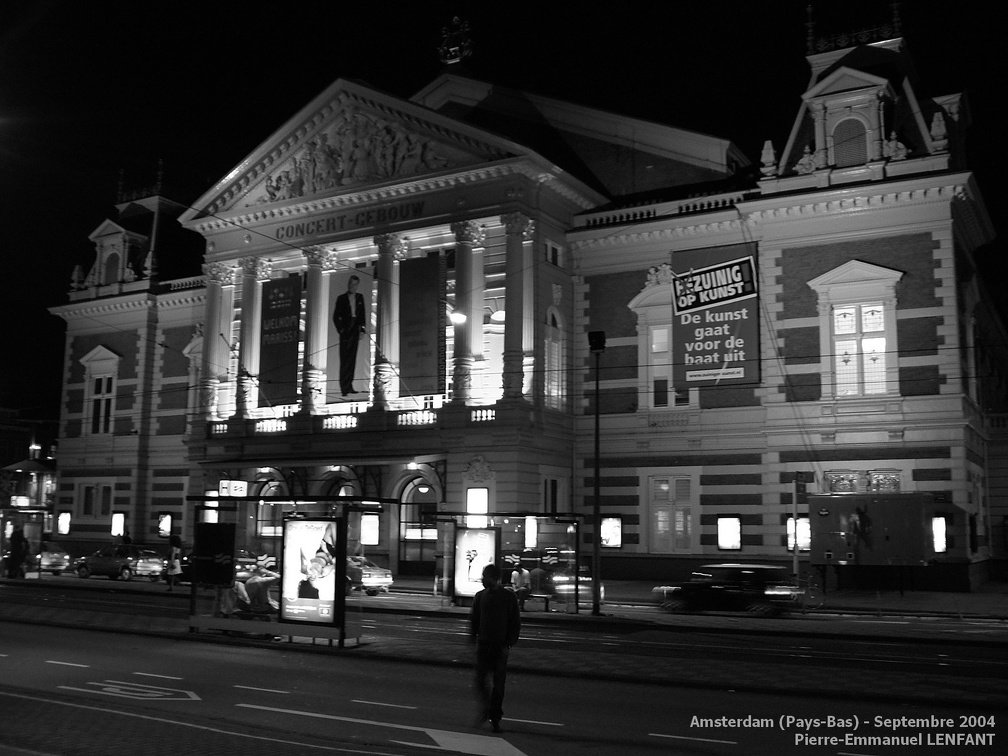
[{"xmin": 0, "ymin": 622, "xmax": 1002, "ymax": 756}]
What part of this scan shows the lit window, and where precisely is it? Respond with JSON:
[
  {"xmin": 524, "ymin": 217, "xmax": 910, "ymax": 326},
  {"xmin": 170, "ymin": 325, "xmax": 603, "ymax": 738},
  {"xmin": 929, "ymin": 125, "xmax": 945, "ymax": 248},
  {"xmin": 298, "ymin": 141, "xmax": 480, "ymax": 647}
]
[
  {"xmin": 361, "ymin": 513, "xmax": 380, "ymax": 546},
  {"xmin": 544, "ymin": 310, "xmax": 565, "ymax": 410},
  {"xmin": 717, "ymin": 517, "xmax": 741, "ymax": 550},
  {"xmin": 111, "ymin": 513, "xmax": 125, "ymax": 537},
  {"xmin": 601, "ymin": 516, "xmax": 622, "ymax": 548},
  {"xmin": 787, "ymin": 516, "xmax": 811, "ymax": 552},
  {"xmin": 57, "ymin": 512, "xmax": 71, "ymax": 535},
  {"xmin": 158, "ymin": 513, "xmax": 173, "ymax": 538},
  {"xmin": 932, "ymin": 516, "xmax": 948, "ymax": 554},
  {"xmin": 808, "ymin": 260, "xmax": 902, "ymax": 401},
  {"xmin": 466, "ymin": 487, "xmax": 488, "ymax": 529}
]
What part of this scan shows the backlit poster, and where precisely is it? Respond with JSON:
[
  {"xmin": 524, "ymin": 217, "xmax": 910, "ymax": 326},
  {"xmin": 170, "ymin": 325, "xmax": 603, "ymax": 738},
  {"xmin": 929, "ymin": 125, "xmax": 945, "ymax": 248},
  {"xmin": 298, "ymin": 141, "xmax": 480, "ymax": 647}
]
[
  {"xmin": 326, "ymin": 269, "xmax": 373, "ymax": 403},
  {"xmin": 671, "ymin": 249, "xmax": 759, "ymax": 387},
  {"xmin": 399, "ymin": 256, "xmax": 444, "ymax": 399},
  {"xmin": 259, "ymin": 276, "xmax": 302, "ymax": 406},
  {"xmin": 280, "ymin": 518, "xmax": 345, "ymax": 626},
  {"xmin": 453, "ymin": 526, "xmax": 499, "ymax": 598}
]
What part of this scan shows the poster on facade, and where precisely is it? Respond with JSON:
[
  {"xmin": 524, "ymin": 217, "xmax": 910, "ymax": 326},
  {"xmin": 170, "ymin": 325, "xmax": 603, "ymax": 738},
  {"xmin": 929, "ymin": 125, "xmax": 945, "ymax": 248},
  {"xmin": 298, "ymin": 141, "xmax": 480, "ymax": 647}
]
[
  {"xmin": 671, "ymin": 250, "xmax": 759, "ymax": 387},
  {"xmin": 326, "ymin": 269, "xmax": 373, "ymax": 402},
  {"xmin": 279, "ymin": 518, "xmax": 345, "ymax": 626},
  {"xmin": 399, "ymin": 255, "xmax": 444, "ymax": 401},
  {"xmin": 259, "ymin": 276, "xmax": 302, "ymax": 407},
  {"xmin": 453, "ymin": 526, "xmax": 499, "ymax": 598}
]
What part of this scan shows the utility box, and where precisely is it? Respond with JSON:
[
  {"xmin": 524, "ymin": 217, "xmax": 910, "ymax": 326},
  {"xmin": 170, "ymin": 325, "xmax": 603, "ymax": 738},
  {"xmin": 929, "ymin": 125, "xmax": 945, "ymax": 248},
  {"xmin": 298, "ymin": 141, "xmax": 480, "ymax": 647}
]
[{"xmin": 808, "ymin": 493, "xmax": 940, "ymax": 567}]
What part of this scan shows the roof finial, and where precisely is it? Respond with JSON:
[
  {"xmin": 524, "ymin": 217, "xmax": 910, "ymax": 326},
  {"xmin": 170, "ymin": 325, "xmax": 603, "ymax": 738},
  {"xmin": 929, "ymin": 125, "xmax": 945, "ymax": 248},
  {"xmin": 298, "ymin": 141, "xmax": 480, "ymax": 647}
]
[
  {"xmin": 438, "ymin": 16, "xmax": 472, "ymax": 66},
  {"xmin": 806, "ymin": 5, "xmax": 815, "ymax": 55},
  {"xmin": 891, "ymin": 2, "xmax": 902, "ymax": 36}
]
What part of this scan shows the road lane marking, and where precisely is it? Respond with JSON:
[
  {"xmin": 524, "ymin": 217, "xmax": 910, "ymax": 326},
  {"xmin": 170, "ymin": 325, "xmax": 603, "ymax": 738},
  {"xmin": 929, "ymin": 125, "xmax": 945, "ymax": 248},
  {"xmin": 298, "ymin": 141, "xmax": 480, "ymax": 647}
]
[
  {"xmin": 353, "ymin": 699, "xmax": 417, "ymax": 709},
  {"xmin": 0, "ymin": 690, "xmax": 389, "ymax": 754},
  {"xmin": 506, "ymin": 717, "xmax": 563, "ymax": 727},
  {"xmin": 59, "ymin": 680, "xmax": 200, "ymax": 700},
  {"xmin": 45, "ymin": 660, "xmax": 89, "ymax": 668},
  {"xmin": 134, "ymin": 672, "xmax": 183, "ymax": 680},
  {"xmin": 650, "ymin": 732, "xmax": 738, "ymax": 745},
  {"xmin": 235, "ymin": 684, "xmax": 290, "ymax": 694},
  {"xmin": 238, "ymin": 703, "xmax": 530, "ymax": 756}
]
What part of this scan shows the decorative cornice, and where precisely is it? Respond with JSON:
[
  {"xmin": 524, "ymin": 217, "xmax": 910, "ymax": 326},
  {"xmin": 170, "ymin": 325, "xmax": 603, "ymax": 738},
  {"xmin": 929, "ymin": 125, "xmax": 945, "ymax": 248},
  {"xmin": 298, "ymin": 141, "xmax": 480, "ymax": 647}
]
[
  {"xmin": 569, "ymin": 217, "xmax": 745, "ymax": 251},
  {"xmin": 188, "ymin": 159, "xmax": 594, "ymax": 235},
  {"xmin": 49, "ymin": 296, "xmax": 155, "ymax": 321}
]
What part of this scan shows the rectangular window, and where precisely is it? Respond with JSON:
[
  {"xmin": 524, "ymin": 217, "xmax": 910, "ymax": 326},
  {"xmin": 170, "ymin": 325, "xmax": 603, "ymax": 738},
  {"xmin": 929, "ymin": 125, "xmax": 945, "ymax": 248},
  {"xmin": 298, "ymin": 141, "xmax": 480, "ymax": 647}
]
[
  {"xmin": 543, "ymin": 478, "xmax": 559, "ymax": 514},
  {"xmin": 833, "ymin": 303, "xmax": 886, "ymax": 396},
  {"xmin": 158, "ymin": 513, "xmax": 173, "ymax": 538},
  {"xmin": 649, "ymin": 326, "xmax": 687, "ymax": 408},
  {"xmin": 787, "ymin": 516, "xmax": 811, "ymax": 552},
  {"xmin": 57, "ymin": 512, "xmax": 71, "ymax": 535},
  {"xmin": 717, "ymin": 517, "xmax": 741, "ymax": 550},
  {"xmin": 650, "ymin": 476, "xmax": 693, "ymax": 554},
  {"xmin": 466, "ymin": 487, "xmax": 489, "ymax": 529},
  {"xmin": 90, "ymin": 375, "xmax": 115, "ymax": 434},
  {"xmin": 100, "ymin": 486, "xmax": 112, "ymax": 516},
  {"xmin": 932, "ymin": 516, "xmax": 948, "ymax": 554},
  {"xmin": 544, "ymin": 241, "xmax": 563, "ymax": 267},
  {"xmin": 83, "ymin": 486, "xmax": 95, "ymax": 516},
  {"xmin": 111, "ymin": 512, "xmax": 125, "ymax": 537},
  {"xmin": 601, "ymin": 516, "xmax": 622, "ymax": 548}
]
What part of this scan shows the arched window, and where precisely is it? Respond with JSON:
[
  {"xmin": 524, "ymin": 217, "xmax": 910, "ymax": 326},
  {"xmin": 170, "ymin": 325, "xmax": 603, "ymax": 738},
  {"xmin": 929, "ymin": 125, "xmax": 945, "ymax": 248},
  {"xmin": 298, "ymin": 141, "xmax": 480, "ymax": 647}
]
[
  {"xmin": 544, "ymin": 308, "xmax": 566, "ymax": 410},
  {"xmin": 832, "ymin": 118, "xmax": 868, "ymax": 168}
]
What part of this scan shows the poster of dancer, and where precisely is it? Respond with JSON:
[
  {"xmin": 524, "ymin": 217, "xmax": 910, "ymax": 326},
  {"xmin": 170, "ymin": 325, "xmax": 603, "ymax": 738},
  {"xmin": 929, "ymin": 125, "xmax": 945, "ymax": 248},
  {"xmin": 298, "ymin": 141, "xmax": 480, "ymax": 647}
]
[{"xmin": 453, "ymin": 526, "xmax": 499, "ymax": 598}]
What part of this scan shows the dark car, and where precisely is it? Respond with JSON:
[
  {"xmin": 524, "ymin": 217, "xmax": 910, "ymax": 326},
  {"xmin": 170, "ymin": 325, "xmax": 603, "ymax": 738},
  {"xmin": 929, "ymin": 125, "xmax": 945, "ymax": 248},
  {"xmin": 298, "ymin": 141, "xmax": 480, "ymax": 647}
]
[
  {"xmin": 74, "ymin": 545, "xmax": 165, "ymax": 581},
  {"xmin": 653, "ymin": 563, "xmax": 802, "ymax": 616}
]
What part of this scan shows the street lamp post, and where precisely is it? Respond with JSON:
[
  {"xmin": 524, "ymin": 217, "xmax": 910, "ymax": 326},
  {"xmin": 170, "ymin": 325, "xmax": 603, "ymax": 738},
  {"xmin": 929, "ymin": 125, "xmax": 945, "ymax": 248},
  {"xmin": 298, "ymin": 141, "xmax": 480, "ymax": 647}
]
[{"xmin": 588, "ymin": 331, "xmax": 606, "ymax": 616}]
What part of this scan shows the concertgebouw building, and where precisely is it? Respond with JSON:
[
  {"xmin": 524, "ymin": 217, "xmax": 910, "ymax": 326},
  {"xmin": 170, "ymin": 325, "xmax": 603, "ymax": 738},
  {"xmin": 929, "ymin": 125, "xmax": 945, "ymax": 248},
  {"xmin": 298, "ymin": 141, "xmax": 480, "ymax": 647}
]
[{"xmin": 48, "ymin": 14, "xmax": 1008, "ymax": 592}]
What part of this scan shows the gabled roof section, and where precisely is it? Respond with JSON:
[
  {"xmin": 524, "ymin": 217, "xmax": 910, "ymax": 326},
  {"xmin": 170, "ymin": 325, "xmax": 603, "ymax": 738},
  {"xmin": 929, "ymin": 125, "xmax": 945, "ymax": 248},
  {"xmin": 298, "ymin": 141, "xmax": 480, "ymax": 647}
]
[
  {"xmin": 411, "ymin": 74, "xmax": 748, "ymax": 199},
  {"xmin": 180, "ymin": 78, "xmax": 567, "ymax": 224}
]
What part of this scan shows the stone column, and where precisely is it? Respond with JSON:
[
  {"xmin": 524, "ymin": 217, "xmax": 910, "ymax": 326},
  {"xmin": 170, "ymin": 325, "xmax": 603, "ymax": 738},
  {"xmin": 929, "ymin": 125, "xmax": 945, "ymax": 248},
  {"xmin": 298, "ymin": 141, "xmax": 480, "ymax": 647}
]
[
  {"xmin": 813, "ymin": 102, "xmax": 828, "ymax": 168},
  {"xmin": 450, "ymin": 221, "xmax": 486, "ymax": 403},
  {"xmin": 236, "ymin": 256, "xmax": 271, "ymax": 417},
  {"xmin": 200, "ymin": 262, "xmax": 235, "ymax": 420},
  {"xmin": 372, "ymin": 234, "xmax": 407, "ymax": 409},
  {"xmin": 501, "ymin": 213, "xmax": 535, "ymax": 399},
  {"xmin": 301, "ymin": 248, "xmax": 327, "ymax": 414}
]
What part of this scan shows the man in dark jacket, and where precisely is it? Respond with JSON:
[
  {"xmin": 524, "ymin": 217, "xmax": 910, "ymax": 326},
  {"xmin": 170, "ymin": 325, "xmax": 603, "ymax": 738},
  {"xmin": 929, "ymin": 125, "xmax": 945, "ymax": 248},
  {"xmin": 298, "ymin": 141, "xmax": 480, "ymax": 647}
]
[
  {"xmin": 332, "ymin": 274, "xmax": 367, "ymax": 396},
  {"xmin": 469, "ymin": 563, "xmax": 520, "ymax": 733}
]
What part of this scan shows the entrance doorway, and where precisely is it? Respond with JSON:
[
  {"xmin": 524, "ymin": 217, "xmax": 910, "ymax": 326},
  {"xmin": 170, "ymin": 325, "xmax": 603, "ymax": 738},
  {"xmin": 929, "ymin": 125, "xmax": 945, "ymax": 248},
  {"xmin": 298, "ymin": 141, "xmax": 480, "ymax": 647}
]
[{"xmin": 398, "ymin": 478, "xmax": 438, "ymax": 576}]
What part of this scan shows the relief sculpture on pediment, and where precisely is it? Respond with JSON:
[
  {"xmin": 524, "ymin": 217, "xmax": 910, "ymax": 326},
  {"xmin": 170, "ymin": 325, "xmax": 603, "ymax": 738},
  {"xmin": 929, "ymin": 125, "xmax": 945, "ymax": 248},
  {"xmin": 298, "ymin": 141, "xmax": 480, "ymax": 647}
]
[{"xmin": 254, "ymin": 107, "xmax": 453, "ymax": 205}]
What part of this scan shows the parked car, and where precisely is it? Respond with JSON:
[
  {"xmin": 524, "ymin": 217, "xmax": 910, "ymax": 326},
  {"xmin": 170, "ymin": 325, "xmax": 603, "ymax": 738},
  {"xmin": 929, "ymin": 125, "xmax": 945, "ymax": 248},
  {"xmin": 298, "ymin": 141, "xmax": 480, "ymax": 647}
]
[
  {"xmin": 652, "ymin": 563, "xmax": 802, "ymax": 616},
  {"xmin": 36, "ymin": 541, "xmax": 71, "ymax": 575},
  {"xmin": 346, "ymin": 555, "xmax": 393, "ymax": 596},
  {"xmin": 0, "ymin": 551, "xmax": 18, "ymax": 578},
  {"xmin": 74, "ymin": 545, "xmax": 165, "ymax": 581}
]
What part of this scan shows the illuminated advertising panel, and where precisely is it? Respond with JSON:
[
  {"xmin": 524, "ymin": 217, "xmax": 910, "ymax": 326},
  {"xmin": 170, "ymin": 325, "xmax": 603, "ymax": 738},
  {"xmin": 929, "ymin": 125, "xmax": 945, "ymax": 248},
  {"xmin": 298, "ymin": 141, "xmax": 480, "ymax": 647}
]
[
  {"xmin": 280, "ymin": 518, "xmax": 345, "ymax": 626},
  {"xmin": 259, "ymin": 276, "xmax": 302, "ymax": 406},
  {"xmin": 453, "ymin": 526, "xmax": 499, "ymax": 598},
  {"xmin": 326, "ymin": 270, "xmax": 374, "ymax": 403},
  {"xmin": 671, "ymin": 250, "xmax": 759, "ymax": 387}
]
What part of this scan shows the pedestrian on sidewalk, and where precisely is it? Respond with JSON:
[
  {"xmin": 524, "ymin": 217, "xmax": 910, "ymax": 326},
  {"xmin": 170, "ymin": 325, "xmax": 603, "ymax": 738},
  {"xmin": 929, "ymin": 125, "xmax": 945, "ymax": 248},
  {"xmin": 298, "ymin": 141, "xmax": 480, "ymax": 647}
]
[
  {"xmin": 166, "ymin": 534, "xmax": 182, "ymax": 591},
  {"xmin": 469, "ymin": 563, "xmax": 520, "ymax": 733}
]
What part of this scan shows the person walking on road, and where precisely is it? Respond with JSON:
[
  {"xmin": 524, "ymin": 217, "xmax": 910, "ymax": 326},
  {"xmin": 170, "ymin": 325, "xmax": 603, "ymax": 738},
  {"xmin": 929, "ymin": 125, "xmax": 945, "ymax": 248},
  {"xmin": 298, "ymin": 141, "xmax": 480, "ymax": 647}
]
[{"xmin": 469, "ymin": 563, "xmax": 520, "ymax": 733}]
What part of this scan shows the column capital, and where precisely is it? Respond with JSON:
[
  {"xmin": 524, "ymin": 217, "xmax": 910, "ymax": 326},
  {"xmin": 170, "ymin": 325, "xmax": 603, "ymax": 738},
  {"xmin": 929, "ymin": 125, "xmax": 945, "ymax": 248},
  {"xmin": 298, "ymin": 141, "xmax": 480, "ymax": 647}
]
[
  {"xmin": 451, "ymin": 220, "xmax": 486, "ymax": 248},
  {"xmin": 203, "ymin": 262, "xmax": 236, "ymax": 285},
  {"xmin": 303, "ymin": 246, "xmax": 328, "ymax": 267},
  {"xmin": 500, "ymin": 213, "xmax": 535, "ymax": 241},
  {"xmin": 239, "ymin": 256, "xmax": 273, "ymax": 280},
  {"xmin": 373, "ymin": 233, "xmax": 409, "ymax": 259}
]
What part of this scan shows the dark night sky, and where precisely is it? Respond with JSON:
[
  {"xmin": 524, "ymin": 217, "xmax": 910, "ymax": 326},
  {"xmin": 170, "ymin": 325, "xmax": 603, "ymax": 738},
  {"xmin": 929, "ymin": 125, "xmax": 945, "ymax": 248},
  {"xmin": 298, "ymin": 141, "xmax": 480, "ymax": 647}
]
[{"xmin": 0, "ymin": 1, "xmax": 1002, "ymax": 446}]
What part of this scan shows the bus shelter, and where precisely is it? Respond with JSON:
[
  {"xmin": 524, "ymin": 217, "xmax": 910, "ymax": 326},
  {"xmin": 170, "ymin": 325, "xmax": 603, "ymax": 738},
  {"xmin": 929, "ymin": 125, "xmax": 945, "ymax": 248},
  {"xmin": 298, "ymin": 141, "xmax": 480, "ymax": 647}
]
[{"xmin": 183, "ymin": 494, "xmax": 397, "ymax": 647}]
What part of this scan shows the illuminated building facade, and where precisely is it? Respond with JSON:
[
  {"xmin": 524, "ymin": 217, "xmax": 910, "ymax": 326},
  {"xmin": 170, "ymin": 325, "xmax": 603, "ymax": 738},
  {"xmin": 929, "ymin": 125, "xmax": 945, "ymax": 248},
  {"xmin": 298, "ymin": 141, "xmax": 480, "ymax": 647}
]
[{"xmin": 50, "ymin": 26, "xmax": 1007, "ymax": 588}]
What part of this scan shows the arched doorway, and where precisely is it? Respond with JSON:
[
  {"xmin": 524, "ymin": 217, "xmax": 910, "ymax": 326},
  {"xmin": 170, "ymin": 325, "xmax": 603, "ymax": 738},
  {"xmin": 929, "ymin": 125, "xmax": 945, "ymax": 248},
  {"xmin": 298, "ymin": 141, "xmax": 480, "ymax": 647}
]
[{"xmin": 398, "ymin": 478, "xmax": 439, "ymax": 575}]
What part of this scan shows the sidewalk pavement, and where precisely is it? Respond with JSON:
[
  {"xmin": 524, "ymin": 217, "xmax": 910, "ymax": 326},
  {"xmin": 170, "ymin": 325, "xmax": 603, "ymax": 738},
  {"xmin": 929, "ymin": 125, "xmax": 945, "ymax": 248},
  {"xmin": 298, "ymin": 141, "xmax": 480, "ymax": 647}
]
[{"xmin": 3, "ymin": 574, "xmax": 1008, "ymax": 709}]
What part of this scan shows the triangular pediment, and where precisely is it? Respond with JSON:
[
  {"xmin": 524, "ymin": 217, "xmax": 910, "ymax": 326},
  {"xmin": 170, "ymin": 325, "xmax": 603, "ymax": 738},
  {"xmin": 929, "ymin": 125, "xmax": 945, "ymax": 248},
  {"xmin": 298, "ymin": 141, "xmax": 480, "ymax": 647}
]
[
  {"xmin": 183, "ymin": 79, "xmax": 534, "ymax": 221},
  {"xmin": 804, "ymin": 67, "xmax": 891, "ymax": 101},
  {"xmin": 88, "ymin": 219, "xmax": 129, "ymax": 242},
  {"xmin": 808, "ymin": 260, "xmax": 903, "ymax": 299}
]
